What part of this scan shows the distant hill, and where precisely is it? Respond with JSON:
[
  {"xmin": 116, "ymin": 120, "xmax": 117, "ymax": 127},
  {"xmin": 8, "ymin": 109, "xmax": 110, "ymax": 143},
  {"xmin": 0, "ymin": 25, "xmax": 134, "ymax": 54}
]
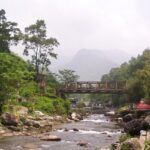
[{"xmin": 50, "ymin": 49, "xmax": 131, "ymax": 81}]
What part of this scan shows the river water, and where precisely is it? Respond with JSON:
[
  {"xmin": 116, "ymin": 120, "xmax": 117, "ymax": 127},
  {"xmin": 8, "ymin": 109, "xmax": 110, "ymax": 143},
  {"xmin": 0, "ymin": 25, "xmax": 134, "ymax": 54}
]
[{"xmin": 0, "ymin": 114, "xmax": 122, "ymax": 150}]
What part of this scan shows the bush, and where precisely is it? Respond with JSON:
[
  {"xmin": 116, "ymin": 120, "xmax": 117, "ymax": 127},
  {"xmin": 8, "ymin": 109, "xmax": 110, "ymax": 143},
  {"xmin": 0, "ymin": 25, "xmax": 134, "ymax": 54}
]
[
  {"xmin": 34, "ymin": 96, "xmax": 70, "ymax": 115},
  {"xmin": 19, "ymin": 82, "xmax": 37, "ymax": 98},
  {"xmin": 119, "ymin": 134, "xmax": 131, "ymax": 143},
  {"xmin": 144, "ymin": 140, "xmax": 150, "ymax": 150}
]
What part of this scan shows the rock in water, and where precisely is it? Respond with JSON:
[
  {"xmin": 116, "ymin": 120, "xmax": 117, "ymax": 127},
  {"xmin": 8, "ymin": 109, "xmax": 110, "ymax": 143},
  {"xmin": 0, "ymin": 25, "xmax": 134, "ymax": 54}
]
[
  {"xmin": 124, "ymin": 119, "xmax": 149, "ymax": 136},
  {"xmin": 123, "ymin": 114, "xmax": 134, "ymax": 122},
  {"xmin": 77, "ymin": 141, "xmax": 88, "ymax": 147},
  {"xmin": 73, "ymin": 128, "xmax": 79, "ymax": 131},
  {"xmin": 40, "ymin": 135, "xmax": 61, "ymax": 141}
]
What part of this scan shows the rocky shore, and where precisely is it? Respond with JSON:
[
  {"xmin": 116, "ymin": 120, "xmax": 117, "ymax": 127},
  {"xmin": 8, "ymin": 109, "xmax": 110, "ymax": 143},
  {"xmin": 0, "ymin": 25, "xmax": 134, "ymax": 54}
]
[
  {"xmin": 109, "ymin": 109, "xmax": 150, "ymax": 150},
  {"xmin": 0, "ymin": 106, "xmax": 84, "ymax": 142}
]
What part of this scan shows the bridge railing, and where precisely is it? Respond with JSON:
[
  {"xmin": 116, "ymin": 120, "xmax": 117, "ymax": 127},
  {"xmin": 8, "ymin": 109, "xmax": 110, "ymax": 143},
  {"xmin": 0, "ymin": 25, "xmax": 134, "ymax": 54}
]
[{"xmin": 61, "ymin": 81, "xmax": 126, "ymax": 91}]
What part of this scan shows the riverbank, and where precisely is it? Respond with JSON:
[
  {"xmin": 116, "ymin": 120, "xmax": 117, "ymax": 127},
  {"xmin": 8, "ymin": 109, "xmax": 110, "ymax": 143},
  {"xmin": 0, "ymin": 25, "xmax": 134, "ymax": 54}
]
[
  {"xmin": 110, "ymin": 108, "xmax": 150, "ymax": 150},
  {"xmin": 0, "ymin": 113, "xmax": 122, "ymax": 150}
]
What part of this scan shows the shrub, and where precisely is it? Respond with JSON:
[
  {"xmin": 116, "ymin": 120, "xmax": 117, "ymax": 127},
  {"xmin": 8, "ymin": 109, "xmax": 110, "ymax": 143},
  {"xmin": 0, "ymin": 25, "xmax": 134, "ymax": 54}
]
[
  {"xmin": 144, "ymin": 140, "xmax": 150, "ymax": 150},
  {"xmin": 119, "ymin": 134, "xmax": 131, "ymax": 143}
]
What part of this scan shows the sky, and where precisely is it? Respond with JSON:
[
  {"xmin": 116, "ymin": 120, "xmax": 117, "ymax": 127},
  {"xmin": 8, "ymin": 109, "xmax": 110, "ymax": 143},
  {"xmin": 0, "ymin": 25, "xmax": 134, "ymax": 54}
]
[{"xmin": 1, "ymin": 0, "xmax": 150, "ymax": 58}]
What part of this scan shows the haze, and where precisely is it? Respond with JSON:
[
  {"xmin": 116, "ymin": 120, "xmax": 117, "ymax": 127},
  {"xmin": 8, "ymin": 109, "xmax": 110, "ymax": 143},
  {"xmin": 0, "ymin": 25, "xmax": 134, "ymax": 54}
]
[
  {"xmin": 1, "ymin": 0, "xmax": 150, "ymax": 80},
  {"xmin": 1, "ymin": 0, "xmax": 150, "ymax": 56}
]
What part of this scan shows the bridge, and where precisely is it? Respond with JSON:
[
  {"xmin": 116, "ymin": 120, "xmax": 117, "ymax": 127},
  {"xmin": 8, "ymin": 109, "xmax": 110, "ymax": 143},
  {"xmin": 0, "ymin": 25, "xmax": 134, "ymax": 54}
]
[{"xmin": 58, "ymin": 81, "xmax": 126, "ymax": 95}]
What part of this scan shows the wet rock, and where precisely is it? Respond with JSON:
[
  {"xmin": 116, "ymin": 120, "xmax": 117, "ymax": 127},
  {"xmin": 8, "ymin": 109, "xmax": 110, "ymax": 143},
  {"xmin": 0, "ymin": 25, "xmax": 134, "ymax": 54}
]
[
  {"xmin": 77, "ymin": 141, "xmax": 88, "ymax": 147},
  {"xmin": 123, "ymin": 114, "xmax": 134, "ymax": 122},
  {"xmin": 124, "ymin": 119, "xmax": 149, "ymax": 136},
  {"xmin": 22, "ymin": 143, "xmax": 39, "ymax": 149},
  {"xmin": 39, "ymin": 124, "xmax": 53, "ymax": 133},
  {"xmin": 54, "ymin": 116, "xmax": 63, "ymax": 122},
  {"xmin": 73, "ymin": 128, "xmax": 79, "ymax": 131},
  {"xmin": 40, "ymin": 135, "xmax": 61, "ymax": 141},
  {"xmin": 1, "ymin": 113, "xmax": 19, "ymax": 126},
  {"xmin": 140, "ymin": 130, "xmax": 147, "ymax": 136},
  {"xmin": 66, "ymin": 118, "xmax": 72, "ymax": 123},
  {"xmin": 144, "ymin": 115, "xmax": 150, "ymax": 125},
  {"xmin": 7, "ymin": 126, "xmax": 21, "ymax": 132},
  {"xmin": 119, "ymin": 138, "xmax": 141, "ymax": 150},
  {"xmin": 24, "ymin": 119, "xmax": 40, "ymax": 128},
  {"xmin": 34, "ymin": 111, "xmax": 45, "ymax": 117},
  {"xmin": 64, "ymin": 128, "xmax": 68, "ymax": 132}
]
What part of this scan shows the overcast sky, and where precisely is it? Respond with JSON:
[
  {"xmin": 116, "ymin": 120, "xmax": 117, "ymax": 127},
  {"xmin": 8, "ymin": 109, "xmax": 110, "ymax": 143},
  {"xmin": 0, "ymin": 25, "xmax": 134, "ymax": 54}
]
[{"xmin": 1, "ymin": 0, "xmax": 150, "ymax": 58}]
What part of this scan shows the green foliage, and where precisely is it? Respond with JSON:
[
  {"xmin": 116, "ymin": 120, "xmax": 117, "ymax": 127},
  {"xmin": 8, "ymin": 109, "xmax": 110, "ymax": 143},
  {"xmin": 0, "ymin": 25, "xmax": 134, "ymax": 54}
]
[
  {"xmin": 100, "ymin": 49, "xmax": 150, "ymax": 105},
  {"xmin": 76, "ymin": 101, "xmax": 86, "ymax": 108},
  {"xmin": 57, "ymin": 69, "xmax": 79, "ymax": 83},
  {"xmin": 19, "ymin": 82, "xmax": 38, "ymax": 98},
  {"xmin": 119, "ymin": 134, "xmax": 131, "ymax": 143},
  {"xmin": 0, "ymin": 9, "xmax": 21, "ymax": 53},
  {"xmin": 144, "ymin": 140, "xmax": 150, "ymax": 150},
  {"xmin": 0, "ymin": 53, "xmax": 33, "ymax": 113},
  {"xmin": 34, "ymin": 96, "xmax": 70, "ymax": 115}
]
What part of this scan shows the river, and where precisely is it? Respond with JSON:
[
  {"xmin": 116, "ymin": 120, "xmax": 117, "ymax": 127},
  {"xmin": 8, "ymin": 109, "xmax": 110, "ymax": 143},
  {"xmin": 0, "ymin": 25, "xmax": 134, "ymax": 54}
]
[{"xmin": 0, "ymin": 114, "xmax": 122, "ymax": 150}]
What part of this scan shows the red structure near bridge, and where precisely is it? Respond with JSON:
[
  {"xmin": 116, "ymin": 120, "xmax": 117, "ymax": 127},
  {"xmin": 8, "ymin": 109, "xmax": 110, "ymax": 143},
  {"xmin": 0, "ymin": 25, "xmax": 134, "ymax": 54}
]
[{"xmin": 135, "ymin": 100, "xmax": 150, "ymax": 109}]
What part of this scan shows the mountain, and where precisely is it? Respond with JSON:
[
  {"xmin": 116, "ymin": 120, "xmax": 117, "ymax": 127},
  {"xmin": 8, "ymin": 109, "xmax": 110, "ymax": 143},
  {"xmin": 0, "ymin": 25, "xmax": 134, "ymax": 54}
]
[
  {"xmin": 50, "ymin": 49, "xmax": 131, "ymax": 81},
  {"xmin": 62, "ymin": 49, "xmax": 117, "ymax": 81}
]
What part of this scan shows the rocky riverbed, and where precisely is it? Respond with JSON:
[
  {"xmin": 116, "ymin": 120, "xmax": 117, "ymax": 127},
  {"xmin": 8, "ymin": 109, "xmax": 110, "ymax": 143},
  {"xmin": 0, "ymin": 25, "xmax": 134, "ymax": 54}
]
[{"xmin": 0, "ymin": 114, "xmax": 122, "ymax": 150}]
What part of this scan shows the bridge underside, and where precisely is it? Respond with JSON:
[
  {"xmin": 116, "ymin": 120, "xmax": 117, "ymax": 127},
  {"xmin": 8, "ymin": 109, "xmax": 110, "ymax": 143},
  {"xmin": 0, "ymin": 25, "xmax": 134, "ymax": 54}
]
[{"xmin": 59, "ymin": 89, "xmax": 125, "ymax": 94}]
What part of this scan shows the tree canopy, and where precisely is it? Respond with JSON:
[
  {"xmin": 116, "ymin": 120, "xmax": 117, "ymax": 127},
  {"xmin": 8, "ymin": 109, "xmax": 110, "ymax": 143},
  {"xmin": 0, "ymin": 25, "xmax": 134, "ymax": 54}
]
[
  {"xmin": 57, "ymin": 69, "xmax": 79, "ymax": 83},
  {"xmin": 0, "ymin": 9, "xmax": 21, "ymax": 53},
  {"xmin": 23, "ymin": 20, "xmax": 59, "ymax": 80},
  {"xmin": 101, "ymin": 49, "xmax": 150, "ymax": 104}
]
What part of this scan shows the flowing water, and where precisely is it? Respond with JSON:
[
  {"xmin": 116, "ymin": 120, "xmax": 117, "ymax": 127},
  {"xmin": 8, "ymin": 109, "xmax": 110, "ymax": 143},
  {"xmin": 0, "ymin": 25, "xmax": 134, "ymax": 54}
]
[{"xmin": 0, "ymin": 114, "xmax": 122, "ymax": 150}]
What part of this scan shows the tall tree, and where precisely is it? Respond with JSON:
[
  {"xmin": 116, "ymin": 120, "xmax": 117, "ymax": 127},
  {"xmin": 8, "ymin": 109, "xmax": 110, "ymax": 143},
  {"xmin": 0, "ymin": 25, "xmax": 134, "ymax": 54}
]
[
  {"xmin": 0, "ymin": 9, "xmax": 21, "ymax": 53},
  {"xmin": 58, "ymin": 69, "xmax": 79, "ymax": 83},
  {"xmin": 23, "ymin": 20, "xmax": 59, "ymax": 81}
]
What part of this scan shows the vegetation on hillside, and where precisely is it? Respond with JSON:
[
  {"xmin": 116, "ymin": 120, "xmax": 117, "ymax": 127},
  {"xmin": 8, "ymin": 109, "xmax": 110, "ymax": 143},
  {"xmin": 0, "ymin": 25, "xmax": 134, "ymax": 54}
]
[
  {"xmin": 0, "ymin": 9, "xmax": 70, "ymax": 115},
  {"xmin": 100, "ymin": 49, "xmax": 150, "ymax": 105}
]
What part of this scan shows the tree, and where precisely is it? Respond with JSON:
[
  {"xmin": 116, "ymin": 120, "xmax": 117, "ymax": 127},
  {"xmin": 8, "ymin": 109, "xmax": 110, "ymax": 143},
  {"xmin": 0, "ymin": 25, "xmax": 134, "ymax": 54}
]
[
  {"xmin": 58, "ymin": 69, "xmax": 79, "ymax": 83},
  {"xmin": 23, "ymin": 20, "xmax": 59, "ymax": 81},
  {"xmin": 0, "ymin": 9, "xmax": 21, "ymax": 53}
]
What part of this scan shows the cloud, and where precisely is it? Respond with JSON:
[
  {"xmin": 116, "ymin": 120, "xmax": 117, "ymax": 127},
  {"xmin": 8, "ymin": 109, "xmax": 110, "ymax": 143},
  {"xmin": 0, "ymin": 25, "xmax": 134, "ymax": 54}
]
[{"xmin": 1, "ymin": 0, "xmax": 150, "ymax": 57}]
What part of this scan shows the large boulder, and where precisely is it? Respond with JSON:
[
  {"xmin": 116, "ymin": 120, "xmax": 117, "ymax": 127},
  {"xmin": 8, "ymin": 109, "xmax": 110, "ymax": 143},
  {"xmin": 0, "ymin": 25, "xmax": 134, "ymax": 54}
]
[
  {"xmin": 119, "ymin": 138, "xmax": 141, "ymax": 150},
  {"xmin": 24, "ymin": 119, "xmax": 53, "ymax": 132},
  {"xmin": 1, "ymin": 113, "xmax": 19, "ymax": 126},
  {"xmin": 124, "ymin": 119, "xmax": 149, "ymax": 136},
  {"xmin": 145, "ymin": 115, "xmax": 150, "ymax": 125},
  {"xmin": 123, "ymin": 114, "xmax": 134, "ymax": 122}
]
